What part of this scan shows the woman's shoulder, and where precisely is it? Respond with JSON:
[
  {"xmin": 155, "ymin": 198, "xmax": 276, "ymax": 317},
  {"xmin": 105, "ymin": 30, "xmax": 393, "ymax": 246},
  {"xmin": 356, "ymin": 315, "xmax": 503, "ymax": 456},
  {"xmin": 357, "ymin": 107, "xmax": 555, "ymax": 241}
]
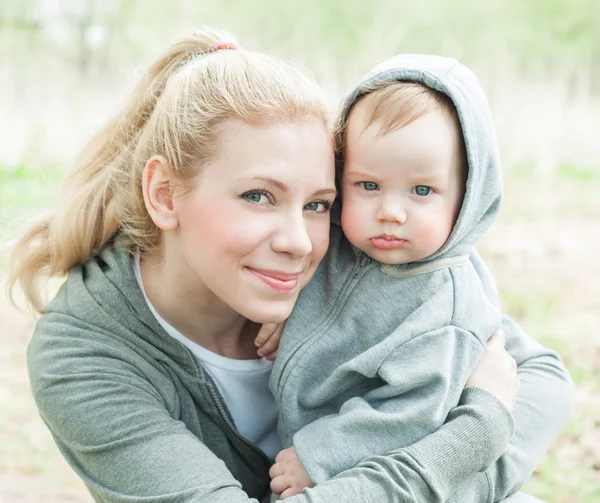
[
  {"xmin": 28, "ymin": 308, "xmax": 152, "ymax": 383},
  {"xmin": 40, "ymin": 239, "xmax": 150, "ymax": 347},
  {"xmin": 27, "ymin": 307, "xmax": 181, "ymax": 422},
  {"xmin": 28, "ymin": 240, "xmax": 161, "ymax": 390}
]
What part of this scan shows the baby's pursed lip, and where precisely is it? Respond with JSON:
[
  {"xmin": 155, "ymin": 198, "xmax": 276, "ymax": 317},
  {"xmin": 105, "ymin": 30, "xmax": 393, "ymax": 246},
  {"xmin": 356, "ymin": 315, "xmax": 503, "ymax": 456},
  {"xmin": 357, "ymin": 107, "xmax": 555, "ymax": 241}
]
[
  {"xmin": 370, "ymin": 236, "xmax": 407, "ymax": 250},
  {"xmin": 376, "ymin": 234, "xmax": 404, "ymax": 241}
]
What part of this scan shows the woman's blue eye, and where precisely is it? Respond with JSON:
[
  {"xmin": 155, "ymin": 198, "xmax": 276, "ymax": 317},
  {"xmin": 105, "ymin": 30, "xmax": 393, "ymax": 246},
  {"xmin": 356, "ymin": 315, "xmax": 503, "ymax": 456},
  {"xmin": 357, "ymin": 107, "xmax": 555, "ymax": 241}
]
[
  {"xmin": 414, "ymin": 185, "xmax": 432, "ymax": 196},
  {"xmin": 304, "ymin": 201, "xmax": 332, "ymax": 213},
  {"xmin": 242, "ymin": 190, "xmax": 270, "ymax": 205},
  {"xmin": 360, "ymin": 182, "xmax": 379, "ymax": 191}
]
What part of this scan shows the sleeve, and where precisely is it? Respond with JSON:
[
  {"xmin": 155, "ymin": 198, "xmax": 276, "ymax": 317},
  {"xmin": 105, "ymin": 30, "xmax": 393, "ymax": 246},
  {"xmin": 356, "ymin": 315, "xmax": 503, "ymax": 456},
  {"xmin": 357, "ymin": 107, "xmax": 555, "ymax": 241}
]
[
  {"xmin": 282, "ymin": 387, "xmax": 515, "ymax": 503},
  {"xmin": 30, "ymin": 324, "xmax": 516, "ymax": 503},
  {"xmin": 28, "ymin": 330, "xmax": 263, "ymax": 503},
  {"xmin": 445, "ymin": 314, "xmax": 575, "ymax": 502},
  {"xmin": 292, "ymin": 326, "xmax": 486, "ymax": 483}
]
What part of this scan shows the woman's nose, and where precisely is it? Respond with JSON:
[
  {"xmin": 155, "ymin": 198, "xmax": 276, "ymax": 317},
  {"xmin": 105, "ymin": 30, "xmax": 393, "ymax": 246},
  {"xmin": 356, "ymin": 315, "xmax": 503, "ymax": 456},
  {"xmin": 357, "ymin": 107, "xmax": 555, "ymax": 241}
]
[{"xmin": 271, "ymin": 214, "xmax": 313, "ymax": 257}]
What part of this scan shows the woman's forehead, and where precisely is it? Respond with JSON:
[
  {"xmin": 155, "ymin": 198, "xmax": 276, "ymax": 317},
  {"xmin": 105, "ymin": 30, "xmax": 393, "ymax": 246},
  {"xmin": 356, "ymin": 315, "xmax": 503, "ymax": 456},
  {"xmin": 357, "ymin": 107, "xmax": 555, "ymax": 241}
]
[{"xmin": 206, "ymin": 120, "xmax": 334, "ymax": 178}]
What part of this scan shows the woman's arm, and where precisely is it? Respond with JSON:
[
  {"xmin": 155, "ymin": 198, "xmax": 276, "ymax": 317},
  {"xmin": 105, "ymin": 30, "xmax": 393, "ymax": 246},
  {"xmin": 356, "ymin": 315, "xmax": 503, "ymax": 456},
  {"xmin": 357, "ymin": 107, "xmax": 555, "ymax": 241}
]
[
  {"xmin": 445, "ymin": 315, "xmax": 575, "ymax": 502},
  {"xmin": 28, "ymin": 325, "xmax": 265, "ymax": 503}
]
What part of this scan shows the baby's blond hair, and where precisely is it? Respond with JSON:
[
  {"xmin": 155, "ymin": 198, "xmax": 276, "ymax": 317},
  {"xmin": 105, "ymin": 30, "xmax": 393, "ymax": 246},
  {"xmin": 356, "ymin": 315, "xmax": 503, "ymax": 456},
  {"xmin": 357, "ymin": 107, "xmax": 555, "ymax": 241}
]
[{"xmin": 336, "ymin": 82, "xmax": 466, "ymax": 174}]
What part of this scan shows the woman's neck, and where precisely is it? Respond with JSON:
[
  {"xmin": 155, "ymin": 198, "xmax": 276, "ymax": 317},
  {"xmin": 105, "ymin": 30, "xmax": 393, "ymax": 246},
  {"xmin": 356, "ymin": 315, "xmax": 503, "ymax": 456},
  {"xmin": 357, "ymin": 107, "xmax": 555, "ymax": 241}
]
[{"xmin": 139, "ymin": 251, "xmax": 260, "ymax": 360}]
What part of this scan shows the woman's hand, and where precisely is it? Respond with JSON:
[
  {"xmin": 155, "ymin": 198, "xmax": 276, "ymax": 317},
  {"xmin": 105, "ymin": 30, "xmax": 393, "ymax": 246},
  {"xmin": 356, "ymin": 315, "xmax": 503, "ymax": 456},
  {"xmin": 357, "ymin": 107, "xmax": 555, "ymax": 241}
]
[
  {"xmin": 466, "ymin": 330, "xmax": 520, "ymax": 413},
  {"xmin": 254, "ymin": 322, "xmax": 285, "ymax": 360},
  {"xmin": 269, "ymin": 446, "xmax": 315, "ymax": 499}
]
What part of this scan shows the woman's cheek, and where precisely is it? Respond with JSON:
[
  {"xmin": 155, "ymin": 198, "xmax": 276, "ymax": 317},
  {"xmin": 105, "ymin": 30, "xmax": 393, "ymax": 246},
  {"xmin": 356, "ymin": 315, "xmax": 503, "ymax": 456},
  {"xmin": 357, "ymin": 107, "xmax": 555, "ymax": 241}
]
[
  {"xmin": 191, "ymin": 202, "xmax": 269, "ymax": 256},
  {"xmin": 299, "ymin": 219, "xmax": 330, "ymax": 288},
  {"xmin": 222, "ymin": 213, "xmax": 275, "ymax": 250},
  {"xmin": 310, "ymin": 218, "xmax": 331, "ymax": 262}
]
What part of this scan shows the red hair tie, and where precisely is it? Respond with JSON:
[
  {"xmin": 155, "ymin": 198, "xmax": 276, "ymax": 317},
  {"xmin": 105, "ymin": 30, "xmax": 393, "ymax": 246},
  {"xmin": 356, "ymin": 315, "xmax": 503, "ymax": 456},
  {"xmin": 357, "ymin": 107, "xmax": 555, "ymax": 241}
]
[{"xmin": 207, "ymin": 42, "xmax": 241, "ymax": 53}]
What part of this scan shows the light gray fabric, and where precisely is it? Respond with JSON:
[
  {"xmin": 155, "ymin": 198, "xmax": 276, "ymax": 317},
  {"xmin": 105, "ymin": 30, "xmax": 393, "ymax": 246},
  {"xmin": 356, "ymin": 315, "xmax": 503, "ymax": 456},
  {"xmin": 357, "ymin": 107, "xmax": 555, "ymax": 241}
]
[
  {"xmin": 501, "ymin": 492, "xmax": 546, "ymax": 503},
  {"xmin": 28, "ymin": 243, "xmax": 522, "ymax": 503},
  {"xmin": 270, "ymin": 55, "xmax": 574, "ymax": 502}
]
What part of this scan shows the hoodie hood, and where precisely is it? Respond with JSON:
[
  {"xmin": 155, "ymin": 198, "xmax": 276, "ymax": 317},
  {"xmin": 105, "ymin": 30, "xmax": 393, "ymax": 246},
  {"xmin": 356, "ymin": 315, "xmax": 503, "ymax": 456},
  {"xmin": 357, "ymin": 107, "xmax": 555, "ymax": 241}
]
[{"xmin": 338, "ymin": 54, "xmax": 502, "ymax": 263}]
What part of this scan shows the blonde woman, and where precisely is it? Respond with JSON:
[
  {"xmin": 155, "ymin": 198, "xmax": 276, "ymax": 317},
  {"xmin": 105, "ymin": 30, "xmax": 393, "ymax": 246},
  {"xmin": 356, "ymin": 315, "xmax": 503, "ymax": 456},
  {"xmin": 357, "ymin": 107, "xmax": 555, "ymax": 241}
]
[{"xmin": 10, "ymin": 30, "xmax": 571, "ymax": 503}]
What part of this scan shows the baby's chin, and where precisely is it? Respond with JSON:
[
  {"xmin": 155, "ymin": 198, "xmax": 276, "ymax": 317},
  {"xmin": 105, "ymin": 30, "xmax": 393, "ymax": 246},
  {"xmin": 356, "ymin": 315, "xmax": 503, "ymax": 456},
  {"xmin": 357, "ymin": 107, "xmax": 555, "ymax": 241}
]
[
  {"xmin": 362, "ymin": 245, "xmax": 415, "ymax": 265},
  {"xmin": 346, "ymin": 234, "xmax": 421, "ymax": 265}
]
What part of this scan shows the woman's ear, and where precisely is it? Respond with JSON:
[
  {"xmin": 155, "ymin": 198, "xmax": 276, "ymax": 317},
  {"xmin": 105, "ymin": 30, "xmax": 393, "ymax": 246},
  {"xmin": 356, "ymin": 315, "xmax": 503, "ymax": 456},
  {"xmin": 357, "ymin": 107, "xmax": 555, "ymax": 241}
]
[{"xmin": 142, "ymin": 155, "xmax": 179, "ymax": 231}]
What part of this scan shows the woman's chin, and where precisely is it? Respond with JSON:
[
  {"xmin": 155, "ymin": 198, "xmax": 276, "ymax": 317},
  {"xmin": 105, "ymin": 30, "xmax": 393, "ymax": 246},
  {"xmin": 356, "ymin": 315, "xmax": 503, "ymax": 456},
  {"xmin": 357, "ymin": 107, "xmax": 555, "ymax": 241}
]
[{"xmin": 242, "ymin": 302, "xmax": 295, "ymax": 325}]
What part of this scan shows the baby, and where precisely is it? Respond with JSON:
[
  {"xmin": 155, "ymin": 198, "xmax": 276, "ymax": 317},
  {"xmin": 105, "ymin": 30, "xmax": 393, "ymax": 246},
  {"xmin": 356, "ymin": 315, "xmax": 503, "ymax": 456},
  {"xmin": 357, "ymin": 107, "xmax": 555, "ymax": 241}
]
[{"xmin": 262, "ymin": 55, "xmax": 518, "ymax": 499}]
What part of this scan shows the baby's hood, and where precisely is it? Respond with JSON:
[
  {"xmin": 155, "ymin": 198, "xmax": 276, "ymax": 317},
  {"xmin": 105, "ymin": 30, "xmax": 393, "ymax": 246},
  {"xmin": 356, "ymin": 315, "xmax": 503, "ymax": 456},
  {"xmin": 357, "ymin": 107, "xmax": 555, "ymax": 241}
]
[{"xmin": 338, "ymin": 55, "xmax": 502, "ymax": 262}]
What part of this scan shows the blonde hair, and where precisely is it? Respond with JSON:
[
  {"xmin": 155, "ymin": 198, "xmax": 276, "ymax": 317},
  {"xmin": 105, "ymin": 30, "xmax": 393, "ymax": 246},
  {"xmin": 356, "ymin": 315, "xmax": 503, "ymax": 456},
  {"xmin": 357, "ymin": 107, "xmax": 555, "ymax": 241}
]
[
  {"xmin": 8, "ymin": 29, "xmax": 329, "ymax": 313},
  {"xmin": 336, "ymin": 82, "xmax": 464, "ymax": 170}
]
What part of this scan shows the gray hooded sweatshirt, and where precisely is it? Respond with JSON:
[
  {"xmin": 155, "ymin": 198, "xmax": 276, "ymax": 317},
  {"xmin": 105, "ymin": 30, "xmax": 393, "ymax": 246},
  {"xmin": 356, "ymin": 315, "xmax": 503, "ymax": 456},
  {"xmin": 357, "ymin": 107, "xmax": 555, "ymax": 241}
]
[
  {"xmin": 29, "ymin": 242, "xmax": 541, "ymax": 503},
  {"xmin": 270, "ymin": 55, "xmax": 574, "ymax": 501}
]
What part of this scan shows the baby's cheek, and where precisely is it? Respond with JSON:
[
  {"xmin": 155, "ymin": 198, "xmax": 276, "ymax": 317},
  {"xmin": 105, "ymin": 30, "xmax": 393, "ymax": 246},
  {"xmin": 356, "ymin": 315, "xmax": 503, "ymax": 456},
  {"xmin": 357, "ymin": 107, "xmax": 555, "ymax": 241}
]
[
  {"xmin": 341, "ymin": 214, "xmax": 355, "ymax": 240},
  {"xmin": 418, "ymin": 212, "xmax": 454, "ymax": 251},
  {"xmin": 341, "ymin": 203, "xmax": 368, "ymax": 246}
]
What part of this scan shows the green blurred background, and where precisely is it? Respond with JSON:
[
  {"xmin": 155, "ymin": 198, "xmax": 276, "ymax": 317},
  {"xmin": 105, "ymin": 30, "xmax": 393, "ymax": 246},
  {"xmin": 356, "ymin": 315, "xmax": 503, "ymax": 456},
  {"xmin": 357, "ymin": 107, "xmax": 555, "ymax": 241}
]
[{"xmin": 0, "ymin": 1, "xmax": 598, "ymax": 501}]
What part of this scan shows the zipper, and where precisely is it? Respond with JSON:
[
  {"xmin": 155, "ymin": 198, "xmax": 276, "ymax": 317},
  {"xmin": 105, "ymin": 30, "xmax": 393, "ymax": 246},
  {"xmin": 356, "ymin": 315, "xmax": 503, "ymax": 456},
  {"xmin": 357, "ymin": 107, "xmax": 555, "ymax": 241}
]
[
  {"xmin": 276, "ymin": 252, "xmax": 374, "ymax": 425},
  {"xmin": 355, "ymin": 253, "xmax": 372, "ymax": 276},
  {"xmin": 176, "ymin": 339, "xmax": 272, "ymax": 467},
  {"xmin": 203, "ymin": 367, "xmax": 272, "ymax": 466}
]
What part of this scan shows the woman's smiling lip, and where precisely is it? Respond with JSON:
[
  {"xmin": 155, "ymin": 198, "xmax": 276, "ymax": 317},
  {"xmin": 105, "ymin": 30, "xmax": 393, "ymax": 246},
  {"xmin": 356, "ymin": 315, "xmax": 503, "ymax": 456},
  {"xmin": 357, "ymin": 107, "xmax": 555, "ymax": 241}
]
[
  {"xmin": 370, "ymin": 236, "xmax": 407, "ymax": 250},
  {"xmin": 245, "ymin": 267, "xmax": 300, "ymax": 293}
]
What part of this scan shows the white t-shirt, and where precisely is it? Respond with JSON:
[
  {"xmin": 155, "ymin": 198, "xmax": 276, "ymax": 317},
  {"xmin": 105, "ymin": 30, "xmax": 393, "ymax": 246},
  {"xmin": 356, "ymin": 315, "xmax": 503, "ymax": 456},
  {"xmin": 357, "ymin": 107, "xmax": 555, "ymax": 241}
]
[{"xmin": 134, "ymin": 254, "xmax": 281, "ymax": 459}]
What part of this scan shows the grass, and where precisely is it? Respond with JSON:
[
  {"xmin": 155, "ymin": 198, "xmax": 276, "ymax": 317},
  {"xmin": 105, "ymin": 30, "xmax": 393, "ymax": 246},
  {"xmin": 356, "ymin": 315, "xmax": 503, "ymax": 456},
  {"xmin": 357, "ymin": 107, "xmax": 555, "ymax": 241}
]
[
  {"xmin": 557, "ymin": 163, "xmax": 600, "ymax": 182},
  {"xmin": 0, "ymin": 166, "xmax": 63, "ymax": 230},
  {"xmin": 478, "ymin": 173, "xmax": 600, "ymax": 502}
]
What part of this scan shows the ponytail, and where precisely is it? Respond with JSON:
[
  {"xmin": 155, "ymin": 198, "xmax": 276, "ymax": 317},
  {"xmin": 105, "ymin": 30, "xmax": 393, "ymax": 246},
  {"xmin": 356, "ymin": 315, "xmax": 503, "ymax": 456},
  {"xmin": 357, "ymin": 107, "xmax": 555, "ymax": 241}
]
[{"xmin": 8, "ymin": 29, "xmax": 327, "ymax": 313}]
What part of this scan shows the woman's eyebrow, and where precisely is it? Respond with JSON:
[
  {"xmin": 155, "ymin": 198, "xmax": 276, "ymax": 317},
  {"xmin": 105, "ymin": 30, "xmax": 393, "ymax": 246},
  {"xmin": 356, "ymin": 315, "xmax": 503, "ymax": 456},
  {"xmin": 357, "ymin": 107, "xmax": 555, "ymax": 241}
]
[
  {"xmin": 246, "ymin": 176, "xmax": 288, "ymax": 191},
  {"xmin": 312, "ymin": 188, "xmax": 337, "ymax": 198},
  {"xmin": 245, "ymin": 176, "xmax": 336, "ymax": 198}
]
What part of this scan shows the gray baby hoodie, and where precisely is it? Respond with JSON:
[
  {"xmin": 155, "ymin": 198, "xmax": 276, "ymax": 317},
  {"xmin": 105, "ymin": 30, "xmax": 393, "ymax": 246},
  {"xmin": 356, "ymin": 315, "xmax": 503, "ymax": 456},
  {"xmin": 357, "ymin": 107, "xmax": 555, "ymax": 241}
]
[{"xmin": 270, "ymin": 55, "xmax": 568, "ymax": 500}]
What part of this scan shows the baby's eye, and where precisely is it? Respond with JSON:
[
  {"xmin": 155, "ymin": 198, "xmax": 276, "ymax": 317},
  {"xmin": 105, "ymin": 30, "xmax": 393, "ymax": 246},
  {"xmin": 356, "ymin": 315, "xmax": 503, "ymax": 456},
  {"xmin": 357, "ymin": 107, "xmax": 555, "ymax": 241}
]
[
  {"xmin": 359, "ymin": 182, "xmax": 380, "ymax": 191},
  {"xmin": 413, "ymin": 185, "xmax": 432, "ymax": 196}
]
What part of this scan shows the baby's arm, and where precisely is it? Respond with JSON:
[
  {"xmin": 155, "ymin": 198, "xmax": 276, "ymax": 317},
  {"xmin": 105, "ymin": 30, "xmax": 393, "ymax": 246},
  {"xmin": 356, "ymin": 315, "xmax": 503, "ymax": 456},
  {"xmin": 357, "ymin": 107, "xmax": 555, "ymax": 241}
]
[
  {"xmin": 273, "ymin": 317, "xmax": 573, "ymax": 502},
  {"xmin": 269, "ymin": 446, "xmax": 314, "ymax": 499},
  {"xmin": 290, "ymin": 326, "xmax": 486, "ymax": 484},
  {"xmin": 274, "ymin": 332, "xmax": 518, "ymax": 502}
]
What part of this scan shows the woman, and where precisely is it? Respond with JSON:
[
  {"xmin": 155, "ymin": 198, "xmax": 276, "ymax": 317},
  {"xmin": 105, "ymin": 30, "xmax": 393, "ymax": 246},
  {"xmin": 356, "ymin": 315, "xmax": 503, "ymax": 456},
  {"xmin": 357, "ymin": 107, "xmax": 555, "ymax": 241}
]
[{"xmin": 9, "ymin": 30, "xmax": 572, "ymax": 502}]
